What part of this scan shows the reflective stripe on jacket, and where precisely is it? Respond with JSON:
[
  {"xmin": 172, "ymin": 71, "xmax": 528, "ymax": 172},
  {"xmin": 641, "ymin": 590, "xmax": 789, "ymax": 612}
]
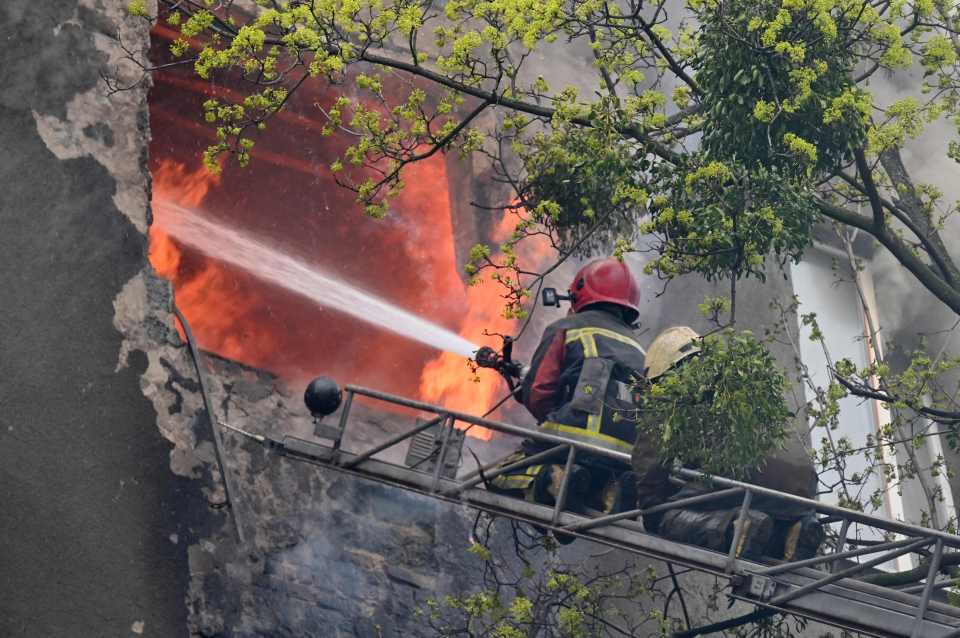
[{"xmin": 521, "ymin": 309, "xmax": 646, "ymax": 454}]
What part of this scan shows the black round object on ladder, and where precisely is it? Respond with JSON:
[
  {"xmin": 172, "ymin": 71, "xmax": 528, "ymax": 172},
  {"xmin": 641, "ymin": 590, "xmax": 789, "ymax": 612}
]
[{"xmin": 304, "ymin": 376, "xmax": 342, "ymax": 416}]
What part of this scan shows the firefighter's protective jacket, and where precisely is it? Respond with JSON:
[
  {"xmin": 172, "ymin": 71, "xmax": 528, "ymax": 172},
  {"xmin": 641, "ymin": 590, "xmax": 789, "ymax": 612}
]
[{"xmin": 520, "ymin": 308, "xmax": 646, "ymax": 455}]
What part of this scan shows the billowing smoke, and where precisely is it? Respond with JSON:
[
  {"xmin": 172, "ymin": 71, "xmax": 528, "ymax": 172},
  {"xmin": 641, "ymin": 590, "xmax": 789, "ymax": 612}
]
[{"xmin": 866, "ymin": 66, "xmax": 960, "ymax": 343}]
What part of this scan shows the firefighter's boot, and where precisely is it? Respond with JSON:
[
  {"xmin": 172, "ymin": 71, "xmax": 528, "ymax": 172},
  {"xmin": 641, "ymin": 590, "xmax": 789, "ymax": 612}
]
[
  {"xmin": 782, "ymin": 515, "xmax": 825, "ymax": 561},
  {"xmin": 531, "ymin": 464, "xmax": 591, "ymax": 513},
  {"xmin": 600, "ymin": 471, "xmax": 640, "ymax": 515},
  {"xmin": 659, "ymin": 508, "xmax": 773, "ymax": 559}
]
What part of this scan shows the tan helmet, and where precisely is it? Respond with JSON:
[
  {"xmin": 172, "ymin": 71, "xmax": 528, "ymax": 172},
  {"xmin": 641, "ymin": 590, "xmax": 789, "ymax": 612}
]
[{"xmin": 645, "ymin": 326, "xmax": 701, "ymax": 380}]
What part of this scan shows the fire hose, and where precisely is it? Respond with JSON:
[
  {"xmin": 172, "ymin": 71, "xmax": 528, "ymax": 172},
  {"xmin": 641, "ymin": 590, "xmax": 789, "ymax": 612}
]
[{"xmin": 172, "ymin": 296, "xmax": 246, "ymax": 545}]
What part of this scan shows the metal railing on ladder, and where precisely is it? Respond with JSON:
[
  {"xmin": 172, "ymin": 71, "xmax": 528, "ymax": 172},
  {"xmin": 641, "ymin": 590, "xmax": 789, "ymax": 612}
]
[{"xmin": 221, "ymin": 384, "xmax": 960, "ymax": 638}]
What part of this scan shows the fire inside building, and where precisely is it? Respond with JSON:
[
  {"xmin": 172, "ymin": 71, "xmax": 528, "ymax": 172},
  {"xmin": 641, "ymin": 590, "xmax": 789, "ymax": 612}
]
[
  {"xmin": 6, "ymin": 2, "xmax": 960, "ymax": 637},
  {"xmin": 146, "ymin": 23, "xmax": 552, "ymax": 431}
]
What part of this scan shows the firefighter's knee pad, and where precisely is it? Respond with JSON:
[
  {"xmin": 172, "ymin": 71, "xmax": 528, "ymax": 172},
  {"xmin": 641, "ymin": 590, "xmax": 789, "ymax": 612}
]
[
  {"xmin": 659, "ymin": 508, "xmax": 736, "ymax": 552},
  {"xmin": 525, "ymin": 463, "xmax": 591, "ymax": 512},
  {"xmin": 782, "ymin": 515, "xmax": 825, "ymax": 561},
  {"xmin": 487, "ymin": 451, "xmax": 540, "ymax": 493}
]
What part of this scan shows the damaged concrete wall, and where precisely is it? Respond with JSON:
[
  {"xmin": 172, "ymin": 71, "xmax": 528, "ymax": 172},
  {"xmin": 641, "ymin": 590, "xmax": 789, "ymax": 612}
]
[
  {"xmin": 187, "ymin": 360, "xmax": 487, "ymax": 637},
  {"xmin": 0, "ymin": 1, "xmax": 206, "ymax": 637}
]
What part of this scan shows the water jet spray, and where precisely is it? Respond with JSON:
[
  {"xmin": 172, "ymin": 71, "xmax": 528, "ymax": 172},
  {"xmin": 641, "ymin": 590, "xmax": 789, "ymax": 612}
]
[{"xmin": 154, "ymin": 201, "xmax": 482, "ymax": 359}]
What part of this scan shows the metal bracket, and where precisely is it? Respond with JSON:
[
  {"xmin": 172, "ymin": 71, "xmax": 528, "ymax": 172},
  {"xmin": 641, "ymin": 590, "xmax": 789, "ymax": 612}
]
[
  {"xmin": 312, "ymin": 390, "xmax": 352, "ymax": 461},
  {"xmin": 282, "ymin": 435, "xmax": 338, "ymax": 462},
  {"xmin": 404, "ymin": 418, "xmax": 465, "ymax": 480},
  {"xmin": 313, "ymin": 420, "xmax": 344, "ymax": 443},
  {"xmin": 735, "ymin": 574, "xmax": 778, "ymax": 602}
]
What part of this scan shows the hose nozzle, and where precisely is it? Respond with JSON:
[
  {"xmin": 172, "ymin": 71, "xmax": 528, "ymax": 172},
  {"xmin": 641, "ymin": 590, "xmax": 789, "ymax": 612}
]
[
  {"xmin": 474, "ymin": 337, "xmax": 524, "ymax": 381},
  {"xmin": 474, "ymin": 345, "xmax": 502, "ymax": 370}
]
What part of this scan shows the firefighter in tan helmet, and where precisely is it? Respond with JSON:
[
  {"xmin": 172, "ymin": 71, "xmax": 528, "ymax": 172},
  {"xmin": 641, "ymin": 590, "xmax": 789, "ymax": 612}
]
[
  {"xmin": 644, "ymin": 326, "xmax": 702, "ymax": 380},
  {"xmin": 635, "ymin": 326, "xmax": 774, "ymax": 557},
  {"xmin": 629, "ymin": 327, "xmax": 702, "ymax": 532},
  {"xmin": 638, "ymin": 326, "xmax": 824, "ymax": 560}
]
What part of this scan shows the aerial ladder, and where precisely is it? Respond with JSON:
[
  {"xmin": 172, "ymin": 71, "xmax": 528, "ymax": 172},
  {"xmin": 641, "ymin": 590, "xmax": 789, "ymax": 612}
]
[{"xmin": 214, "ymin": 380, "xmax": 960, "ymax": 638}]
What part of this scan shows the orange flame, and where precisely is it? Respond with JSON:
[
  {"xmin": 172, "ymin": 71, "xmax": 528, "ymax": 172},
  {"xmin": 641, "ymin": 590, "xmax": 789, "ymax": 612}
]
[
  {"xmin": 418, "ymin": 209, "xmax": 553, "ymax": 437},
  {"xmin": 146, "ymin": 22, "xmax": 556, "ymax": 439},
  {"xmin": 148, "ymin": 161, "xmax": 284, "ymax": 364},
  {"xmin": 147, "ymin": 158, "xmax": 516, "ymax": 436},
  {"xmin": 148, "ymin": 159, "xmax": 221, "ymax": 328}
]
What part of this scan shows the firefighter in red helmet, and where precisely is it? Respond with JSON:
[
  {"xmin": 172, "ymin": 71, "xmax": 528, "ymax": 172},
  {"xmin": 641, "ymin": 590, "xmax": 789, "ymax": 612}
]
[{"xmin": 488, "ymin": 258, "xmax": 647, "ymax": 524}]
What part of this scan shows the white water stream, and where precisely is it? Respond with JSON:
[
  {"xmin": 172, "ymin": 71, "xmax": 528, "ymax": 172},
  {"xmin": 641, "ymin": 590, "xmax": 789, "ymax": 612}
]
[{"xmin": 154, "ymin": 201, "xmax": 480, "ymax": 358}]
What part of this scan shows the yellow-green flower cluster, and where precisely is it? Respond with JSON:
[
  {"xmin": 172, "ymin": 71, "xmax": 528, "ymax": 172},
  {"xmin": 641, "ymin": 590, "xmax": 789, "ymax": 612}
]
[
  {"xmin": 684, "ymin": 161, "xmax": 733, "ymax": 191},
  {"xmin": 126, "ymin": 0, "xmax": 149, "ymax": 18},
  {"xmin": 782, "ymin": 132, "xmax": 818, "ymax": 163},
  {"xmin": 822, "ymin": 88, "xmax": 872, "ymax": 125},
  {"xmin": 922, "ymin": 35, "xmax": 957, "ymax": 70},
  {"xmin": 195, "ymin": 25, "xmax": 268, "ymax": 79},
  {"xmin": 181, "ymin": 10, "xmax": 215, "ymax": 37},
  {"xmin": 868, "ymin": 96, "xmax": 929, "ymax": 151},
  {"xmin": 753, "ymin": 99, "xmax": 777, "ymax": 123}
]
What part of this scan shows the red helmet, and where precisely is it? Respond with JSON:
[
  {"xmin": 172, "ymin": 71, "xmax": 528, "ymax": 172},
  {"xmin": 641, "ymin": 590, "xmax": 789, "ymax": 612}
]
[{"xmin": 569, "ymin": 258, "xmax": 641, "ymax": 320}]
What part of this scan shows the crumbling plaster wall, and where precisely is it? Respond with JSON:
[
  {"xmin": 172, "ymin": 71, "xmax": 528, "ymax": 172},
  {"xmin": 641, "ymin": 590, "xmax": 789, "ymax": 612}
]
[
  {"xmin": 0, "ymin": 4, "xmax": 652, "ymax": 635},
  {"xmin": 0, "ymin": 1, "xmax": 209, "ymax": 637}
]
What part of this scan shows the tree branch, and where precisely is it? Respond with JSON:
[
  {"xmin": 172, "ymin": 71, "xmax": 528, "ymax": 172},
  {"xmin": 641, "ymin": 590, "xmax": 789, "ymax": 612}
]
[
  {"xmin": 854, "ymin": 147, "xmax": 884, "ymax": 230},
  {"xmin": 634, "ymin": 15, "xmax": 701, "ymax": 95},
  {"xmin": 879, "ymin": 147, "xmax": 960, "ymax": 286},
  {"xmin": 833, "ymin": 374, "xmax": 960, "ymax": 423},
  {"xmin": 861, "ymin": 551, "xmax": 960, "ymax": 587},
  {"xmin": 836, "ymin": 170, "xmax": 956, "ymax": 284},
  {"xmin": 815, "ymin": 197, "xmax": 960, "ymax": 315},
  {"xmin": 356, "ymin": 50, "xmax": 680, "ymax": 162}
]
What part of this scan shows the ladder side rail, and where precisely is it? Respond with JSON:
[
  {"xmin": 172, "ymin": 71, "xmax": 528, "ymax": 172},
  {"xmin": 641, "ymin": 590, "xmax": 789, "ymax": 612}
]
[
  {"xmin": 901, "ymin": 577, "xmax": 958, "ymax": 595},
  {"xmin": 345, "ymin": 384, "xmax": 960, "ymax": 552},
  {"xmin": 245, "ymin": 430, "xmax": 960, "ymax": 637},
  {"xmin": 727, "ymin": 490, "xmax": 754, "ymax": 572},
  {"xmin": 911, "ymin": 538, "xmax": 945, "ymax": 638},
  {"xmin": 564, "ymin": 487, "xmax": 746, "ymax": 533},
  {"xmin": 832, "ymin": 519, "xmax": 853, "ymax": 572},
  {"xmin": 552, "ymin": 445, "xmax": 578, "ymax": 525},
  {"xmin": 761, "ymin": 580, "xmax": 947, "ymax": 638},
  {"xmin": 757, "ymin": 537, "xmax": 924, "ymax": 576},
  {"xmin": 443, "ymin": 444, "xmax": 569, "ymax": 496},
  {"xmin": 677, "ymin": 467, "xmax": 960, "ymax": 551},
  {"xmin": 345, "ymin": 384, "xmax": 633, "ymax": 462},
  {"xmin": 768, "ymin": 538, "xmax": 933, "ymax": 607},
  {"xmin": 774, "ymin": 568, "xmax": 960, "ymax": 629},
  {"xmin": 464, "ymin": 482, "xmax": 960, "ymax": 636}
]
